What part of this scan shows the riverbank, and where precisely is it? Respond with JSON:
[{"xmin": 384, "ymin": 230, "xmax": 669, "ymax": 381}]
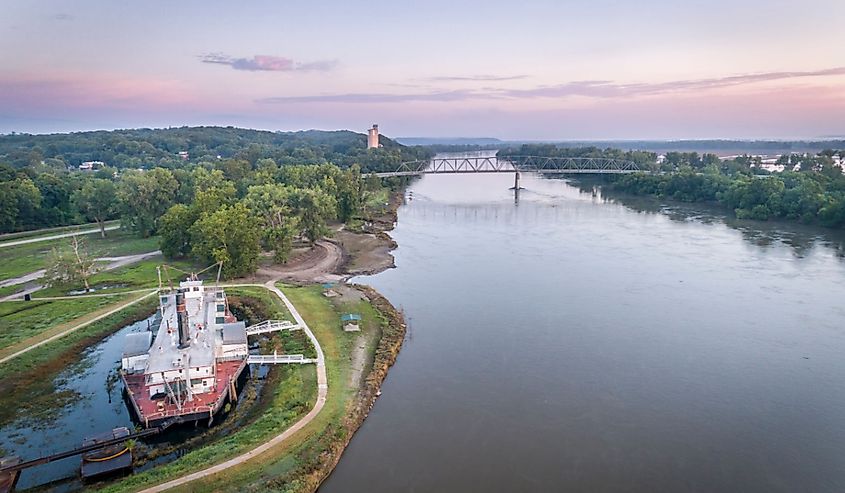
[
  {"xmin": 1, "ymin": 188, "xmax": 410, "ymax": 491},
  {"xmin": 291, "ymin": 285, "xmax": 406, "ymax": 492},
  {"xmin": 98, "ymin": 283, "xmax": 405, "ymax": 492},
  {"xmin": 336, "ymin": 190, "xmax": 403, "ymax": 277}
]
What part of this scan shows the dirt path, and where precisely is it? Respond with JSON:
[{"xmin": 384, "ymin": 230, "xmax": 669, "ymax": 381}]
[
  {"xmin": 0, "ymin": 270, "xmax": 45, "ymax": 288},
  {"xmin": 136, "ymin": 281, "xmax": 328, "ymax": 493},
  {"xmin": 0, "ymin": 224, "xmax": 120, "ymax": 248},
  {"xmin": 257, "ymin": 240, "xmax": 345, "ymax": 283}
]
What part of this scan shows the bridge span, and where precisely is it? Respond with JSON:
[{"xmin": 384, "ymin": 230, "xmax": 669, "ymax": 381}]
[{"xmin": 375, "ymin": 155, "xmax": 641, "ymax": 178}]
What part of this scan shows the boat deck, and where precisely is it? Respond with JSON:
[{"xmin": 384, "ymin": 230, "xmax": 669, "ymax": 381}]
[{"xmin": 123, "ymin": 359, "xmax": 246, "ymax": 427}]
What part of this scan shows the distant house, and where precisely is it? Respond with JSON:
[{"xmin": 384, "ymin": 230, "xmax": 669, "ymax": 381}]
[
  {"xmin": 178, "ymin": 151, "xmax": 189, "ymax": 160},
  {"xmin": 79, "ymin": 160, "xmax": 104, "ymax": 171}
]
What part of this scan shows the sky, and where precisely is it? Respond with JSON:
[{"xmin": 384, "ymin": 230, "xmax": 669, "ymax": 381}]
[{"xmin": 1, "ymin": 0, "xmax": 844, "ymax": 140}]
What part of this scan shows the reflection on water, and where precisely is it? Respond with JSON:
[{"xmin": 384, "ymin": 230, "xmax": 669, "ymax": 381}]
[
  {"xmin": 322, "ymin": 167, "xmax": 845, "ymax": 493},
  {"xmin": 567, "ymin": 176, "xmax": 845, "ymax": 260}
]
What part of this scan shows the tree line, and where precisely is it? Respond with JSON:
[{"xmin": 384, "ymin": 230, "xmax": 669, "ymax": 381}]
[
  {"xmin": 500, "ymin": 144, "xmax": 845, "ymax": 228},
  {"xmin": 0, "ymin": 127, "xmax": 429, "ymax": 234},
  {"xmin": 154, "ymin": 162, "xmax": 376, "ymax": 277}
]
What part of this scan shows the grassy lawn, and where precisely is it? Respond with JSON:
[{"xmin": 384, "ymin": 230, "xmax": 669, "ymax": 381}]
[
  {"xmin": 0, "ymin": 229, "xmax": 161, "ymax": 282},
  {"xmin": 0, "ymin": 220, "xmax": 120, "ymax": 242},
  {"xmin": 32, "ymin": 258, "xmax": 201, "ymax": 298},
  {"xmin": 100, "ymin": 284, "xmax": 384, "ymax": 493},
  {"xmin": 162, "ymin": 285, "xmax": 382, "ymax": 492},
  {"xmin": 0, "ymin": 296, "xmax": 128, "ymax": 353}
]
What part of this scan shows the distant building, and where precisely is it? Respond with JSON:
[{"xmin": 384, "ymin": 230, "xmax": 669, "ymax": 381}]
[
  {"xmin": 178, "ymin": 151, "xmax": 189, "ymax": 160},
  {"xmin": 367, "ymin": 124, "xmax": 380, "ymax": 149},
  {"xmin": 79, "ymin": 160, "xmax": 104, "ymax": 171}
]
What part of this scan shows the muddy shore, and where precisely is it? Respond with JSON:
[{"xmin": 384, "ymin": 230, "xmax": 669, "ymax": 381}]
[{"xmin": 252, "ymin": 190, "xmax": 404, "ymax": 284}]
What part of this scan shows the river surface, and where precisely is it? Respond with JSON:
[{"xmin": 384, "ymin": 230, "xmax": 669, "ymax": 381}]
[{"xmin": 322, "ymin": 156, "xmax": 845, "ymax": 492}]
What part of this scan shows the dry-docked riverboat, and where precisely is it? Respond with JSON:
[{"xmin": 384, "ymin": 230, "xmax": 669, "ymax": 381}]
[{"xmin": 120, "ymin": 278, "xmax": 249, "ymax": 428}]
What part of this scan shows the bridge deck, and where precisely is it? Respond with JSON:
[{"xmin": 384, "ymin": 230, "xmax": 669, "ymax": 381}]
[
  {"xmin": 245, "ymin": 320, "xmax": 300, "ymax": 336},
  {"xmin": 374, "ymin": 156, "xmax": 643, "ymax": 177}
]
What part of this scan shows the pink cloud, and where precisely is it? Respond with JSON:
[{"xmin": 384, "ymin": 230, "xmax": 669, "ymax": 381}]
[
  {"xmin": 256, "ymin": 66, "xmax": 845, "ymax": 104},
  {"xmin": 200, "ymin": 53, "xmax": 336, "ymax": 72}
]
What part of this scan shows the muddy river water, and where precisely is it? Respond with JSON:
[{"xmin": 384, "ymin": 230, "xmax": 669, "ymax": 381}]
[{"xmin": 322, "ymin": 163, "xmax": 845, "ymax": 492}]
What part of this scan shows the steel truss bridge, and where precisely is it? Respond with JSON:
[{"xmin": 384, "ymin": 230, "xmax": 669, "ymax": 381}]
[{"xmin": 374, "ymin": 156, "xmax": 642, "ymax": 179}]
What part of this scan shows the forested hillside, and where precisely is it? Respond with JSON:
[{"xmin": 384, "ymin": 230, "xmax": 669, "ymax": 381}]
[{"xmin": 0, "ymin": 126, "xmax": 431, "ymax": 233}]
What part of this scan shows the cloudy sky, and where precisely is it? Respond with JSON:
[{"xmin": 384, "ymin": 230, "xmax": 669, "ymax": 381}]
[{"xmin": 1, "ymin": 0, "xmax": 843, "ymax": 139}]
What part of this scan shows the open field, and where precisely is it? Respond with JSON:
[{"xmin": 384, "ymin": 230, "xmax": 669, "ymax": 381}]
[
  {"xmin": 0, "ymin": 220, "xmax": 121, "ymax": 243},
  {"xmin": 0, "ymin": 296, "xmax": 127, "ymax": 353},
  {"xmin": 0, "ymin": 258, "xmax": 200, "ymax": 361},
  {"xmin": 0, "ymin": 229, "xmax": 160, "ymax": 281},
  {"xmin": 30, "ymin": 258, "xmax": 201, "ymax": 299}
]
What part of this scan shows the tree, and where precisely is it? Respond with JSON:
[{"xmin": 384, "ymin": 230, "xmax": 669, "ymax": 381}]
[
  {"xmin": 117, "ymin": 168, "xmax": 178, "ymax": 237},
  {"xmin": 0, "ymin": 177, "xmax": 42, "ymax": 233},
  {"xmin": 158, "ymin": 204, "xmax": 195, "ymax": 258},
  {"xmin": 244, "ymin": 184, "xmax": 299, "ymax": 262},
  {"xmin": 288, "ymin": 188, "xmax": 337, "ymax": 244},
  {"xmin": 190, "ymin": 202, "xmax": 261, "ymax": 278},
  {"xmin": 45, "ymin": 235, "xmax": 97, "ymax": 291},
  {"xmin": 72, "ymin": 178, "xmax": 117, "ymax": 237},
  {"xmin": 336, "ymin": 164, "xmax": 363, "ymax": 222}
]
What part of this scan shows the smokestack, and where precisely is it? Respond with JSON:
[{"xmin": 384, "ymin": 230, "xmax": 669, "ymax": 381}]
[{"xmin": 175, "ymin": 290, "xmax": 190, "ymax": 349}]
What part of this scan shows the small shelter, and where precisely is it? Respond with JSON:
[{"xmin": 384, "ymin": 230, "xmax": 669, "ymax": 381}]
[
  {"xmin": 322, "ymin": 282, "xmax": 338, "ymax": 298},
  {"xmin": 341, "ymin": 313, "xmax": 362, "ymax": 332}
]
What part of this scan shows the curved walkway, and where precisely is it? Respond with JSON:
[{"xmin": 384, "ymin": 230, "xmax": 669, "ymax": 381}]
[{"xmin": 136, "ymin": 280, "xmax": 328, "ymax": 493}]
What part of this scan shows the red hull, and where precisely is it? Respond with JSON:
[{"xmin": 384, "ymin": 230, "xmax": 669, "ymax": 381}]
[{"xmin": 122, "ymin": 359, "xmax": 247, "ymax": 428}]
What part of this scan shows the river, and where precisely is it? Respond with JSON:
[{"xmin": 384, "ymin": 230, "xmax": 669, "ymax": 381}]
[{"xmin": 322, "ymin": 157, "xmax": 845, "ymax": 492}]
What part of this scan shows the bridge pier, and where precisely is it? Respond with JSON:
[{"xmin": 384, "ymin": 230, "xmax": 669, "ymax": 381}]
[{"xmin": 510, "ymin": 171, "xmax": 522, "ymax": 191}]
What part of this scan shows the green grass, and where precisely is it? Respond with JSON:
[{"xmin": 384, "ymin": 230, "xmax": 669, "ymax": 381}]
[
  {"xmin": 226, "ymin": 287, "xmax": 293, "ymax": 322},
  {"xmin": 0, "ymin": 220, "xmax": 121, "ymax": 242},
  {"xmin": 163, "ymin": 285, "xmax": 383, "ymax": 492},
  {"xmin": 362, "ymin": 188, "xmax": 390, "ymax": 215},
  {"xmin": 32, "ymin": 258, "xmax": 200, "ymax": 298},
  {"xmin": 0, "ymin": 229, "xmax": 161, "ymax": 281},
  {"xmin": 0, "ymin": 295, "xmax": 157, "ymax": 381},
  {"xmin": 0, "ymin": 296, "xmax": 124, "ymax": 351}
]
